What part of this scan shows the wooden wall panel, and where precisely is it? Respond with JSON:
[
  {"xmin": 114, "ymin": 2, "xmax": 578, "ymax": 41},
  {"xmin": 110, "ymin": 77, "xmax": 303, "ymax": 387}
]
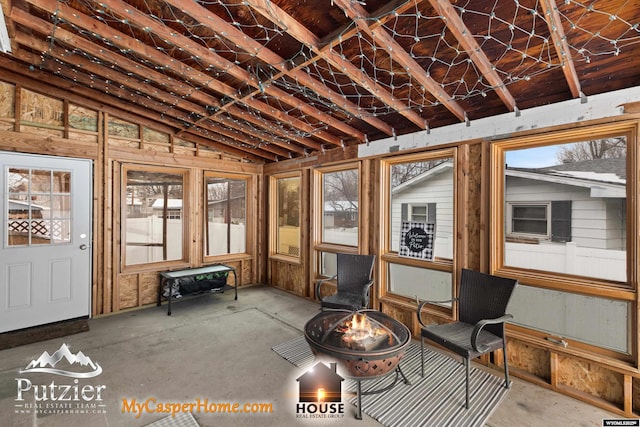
[
  {"xmin": 20, "ymin": 89, "xmax": 63, "ymax": 127},
  {"xmin": 465, "ymin": 143, "xmax": 483, "ymax": 271},
  {"xmin": 140, "ymin": 272, "xmax": 160, "ymax": 306},
  {"xmin": 507, "ymin": 339, "xmax": 551, "ymax": 382},
  {"xmin": 119, "ymin": 274, "xmax": 139, "ymax": 309},
  {"xmin": 632, "ymin": 377, "xmax": 640, "ymax": 413},
  {"xmin": 270, "ymin": 260, "xmax": 305, "ymax": 296},
  {"xmin": 18, "ymin": 126, "xmax": 64, "ymax": 138},
  {"xmin": 0, "ymin": 81, "xmax": 15, "ymax": 118},
  {"xmin": 557, "ymin": 355, "xmax": 625, "ymax": 405},
  {"xmin": 240, "ymin": 260, "xmax": 252, "ymax": 286},
  {"xmin": 381, "ymin": 302, "xmax": 413, "ymax": 332},
  {"xmin": 68, "ymin": 131, "xmax": 99, "ymax": 144}
]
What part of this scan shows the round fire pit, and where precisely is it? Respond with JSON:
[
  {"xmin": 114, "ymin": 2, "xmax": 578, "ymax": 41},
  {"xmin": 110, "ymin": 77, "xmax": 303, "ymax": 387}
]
[{"xmin": 304, "ymin": 309, "xmax": 411, "ymax": 379}]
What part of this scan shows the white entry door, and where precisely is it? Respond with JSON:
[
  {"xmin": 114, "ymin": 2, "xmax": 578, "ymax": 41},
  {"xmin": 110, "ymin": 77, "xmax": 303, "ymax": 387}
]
[{"xmin": 0, "ymin": 152, "xmax": 92, "ymax": 333}]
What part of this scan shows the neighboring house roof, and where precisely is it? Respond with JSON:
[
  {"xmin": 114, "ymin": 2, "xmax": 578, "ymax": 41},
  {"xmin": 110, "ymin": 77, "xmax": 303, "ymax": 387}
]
[
  {"xmin": 391, "ymin": 161, "xmax": 454, "ymax": 195},
  {"xmin": 8, "ymin": 199, "xmax": 47, "ymax": 211},
  {"xmin": 151, "ymin": 199, "xmax": 183, "ymax": 209},
  {"xmin": 507, "ymin": 158, "xmax": 626, "ymax": 198},
  {"xmin": 207, "ymin": 194, "xmax": 245, "ymax": 207}
]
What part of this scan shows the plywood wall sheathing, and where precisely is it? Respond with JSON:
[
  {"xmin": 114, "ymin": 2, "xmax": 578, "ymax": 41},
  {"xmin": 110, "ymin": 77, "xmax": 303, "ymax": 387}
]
[
  {"xmin": 270, "ymin": 261, "xmax": 305, "ymax": 296},
  {"xmin": 140, "ymin": 272, "xmax": 161, "ymax": 306},
  {"xmin": 20, "ymin": 89, "xmax": 63, "ymax": 127},
  {"xmin": 631, "ymin": 376, "xmax": 640, "ymax": 414},
  {"xmin": 0, "ymin": 81, "xmax": 15, "ymax": 119},
  {"xmin": 69, "ymin": 104, "xmax": 98, "ymax": 132},
  {"xmin": 119, "ymin": 274, "xmax": 139, "ymax": 310},
  {"xmin": 557, "ymin": 354, "xmax": 625, "ymax": 406},
  {"xmin": 506, "ymin": 339, "xmax": 551, "ymax": 382},
  {"xmin": 173, "ymin": 137, "xmax": 197, "ymax": 156},
  {"xmin": 381, "ymin": 303, "xmax": 413, "ymax": 332}
]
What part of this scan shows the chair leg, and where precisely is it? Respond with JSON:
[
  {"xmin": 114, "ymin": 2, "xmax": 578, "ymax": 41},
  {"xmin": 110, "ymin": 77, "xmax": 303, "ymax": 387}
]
[
  {"xmin": 464, "ymin": 357, "xmax": 470, "ymax": 409},
  {"xmin": 502, "ymin": 340, "xmax": 510, "ymax": 389},
  {"xmin": 420, "ymin": 336, "xmax": 425, "ymax": 377}
]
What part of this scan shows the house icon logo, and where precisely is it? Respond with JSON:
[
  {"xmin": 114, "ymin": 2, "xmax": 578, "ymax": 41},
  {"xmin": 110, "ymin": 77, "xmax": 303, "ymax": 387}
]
[
  {"xmin": 295, "ymin": 362, "xmax": 345, "ymax": 418},
  {"xmin": 20, "ymin": 343, "xmax": 102, "ymax": 378}
]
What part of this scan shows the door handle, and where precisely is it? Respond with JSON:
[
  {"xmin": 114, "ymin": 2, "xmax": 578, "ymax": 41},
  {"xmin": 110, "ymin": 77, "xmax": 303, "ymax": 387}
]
[{"xmin": 79, "ymin": 244, "xmax": 88, "ymax": 250}]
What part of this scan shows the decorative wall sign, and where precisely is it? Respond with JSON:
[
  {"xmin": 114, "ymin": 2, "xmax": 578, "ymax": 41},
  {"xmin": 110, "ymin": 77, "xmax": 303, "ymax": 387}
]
[{"xmin": 399, "ymin": 221, "xmax": 435, "ymax": 260}]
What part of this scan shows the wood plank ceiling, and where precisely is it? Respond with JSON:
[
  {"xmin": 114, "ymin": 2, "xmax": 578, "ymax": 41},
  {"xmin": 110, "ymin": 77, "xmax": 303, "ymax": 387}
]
[{"xmin": 1, "ymin": 0, "xmax": 639, "ymax": 163}]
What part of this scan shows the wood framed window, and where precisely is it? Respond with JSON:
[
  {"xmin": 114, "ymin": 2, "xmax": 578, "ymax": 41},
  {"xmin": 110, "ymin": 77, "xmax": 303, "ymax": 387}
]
[
  {"xmin": 313, "ymin": 163, "xmax": 361, "ymax": 282},
  {"xmin": 122, "ymin": 165, "xmax": 189, "ymax": 268},
  {"xmin": 490, "ymin": 123, "xmax": 638, "ymax": 360},
  {"xmin": 379, "ymin": 149, "xmax": 457, "ymax": 310},
  {"xmin": 270, "ymin": 172, "xmax": 301, "ymax": 262},
  {"xmin": 204, "ymin": 172, "xmax": 252, "ymax": 258}
]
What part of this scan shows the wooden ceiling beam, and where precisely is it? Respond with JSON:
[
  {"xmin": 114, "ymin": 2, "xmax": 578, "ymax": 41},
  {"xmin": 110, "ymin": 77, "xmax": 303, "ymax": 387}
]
[
  {"xmin": 21, "ymin": 0, "xmax": 325, "ymax": 152},
  {"xmin": 333, "ymin": 0, "xmax": 466, "ymax": 122},
  {"xmin": 94, "ymin": 0, "xmax": 342, "ymax": 148},
  {"xmin": 428, "ymin": 0, "xmax": 518, "ymax": 112},
  {"xmin": 12, "ymin": 30, "xmax": 209, "ymax": 118},
  {"xmin": 8, "ymin": 49, "xmax": 271, "ymax": 162},
  {"xmin": 213, "ymin": 112, "xmax": 306, "ymax": 155},
  {"xmin": 184, "ymin": 131, "xmax": 278, "ymax": 162},
  {"xmin": 245, "ymin": 0, "xmax": 429, "ymax": 131},
  {"xmin": 194, "ymin": 121, "xmax": 295, "ymax": 159},
  {"xmin": 183, "ymin": 127, "xmax": 280, "ymax": 161},
  {"xmin": 10, "ymin": 50, "xmax": 199, "ymax": 128},
  {"xmin": 165, "ymin": 0, "xmax": 381, "ymax": 139},
  {"xmin": 223, "ymin": 104, "xmax": 315, "ymax": 153},
  {"xmin": 9, "ymin": 7, "xmax": 217, "ymax": 109},
  {"xmin": 10, "ymin": 16, "xmax": 303, "ymax": 157},
  {"xmin": 539, "ymin": 0, "xmax": 581, "ymax": 98}
]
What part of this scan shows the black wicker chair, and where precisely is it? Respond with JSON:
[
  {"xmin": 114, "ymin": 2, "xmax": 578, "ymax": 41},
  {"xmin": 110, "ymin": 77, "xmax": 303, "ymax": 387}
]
[
  {"xmin": 315, "ymin": 253, "xmax": 376, "ymax": 311},
  {"xmin": 417, "ymin": 268, "xmax": 517, "ymax": 409}
]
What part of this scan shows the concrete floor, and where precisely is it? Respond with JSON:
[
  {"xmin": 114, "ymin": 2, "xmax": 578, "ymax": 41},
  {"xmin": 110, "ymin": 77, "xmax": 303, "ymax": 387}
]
[{"xmin": 0, "ymin": 285, "xmax": 621, "ymax": 427}]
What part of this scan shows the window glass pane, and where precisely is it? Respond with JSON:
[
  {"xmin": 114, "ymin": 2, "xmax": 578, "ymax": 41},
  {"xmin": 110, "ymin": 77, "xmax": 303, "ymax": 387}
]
[
  {"xmin": 277, "ymin": 176, "xmax": 300, "ymax": 257},
  {"xmin": 322, "ymin": 169, "xmax": 358, "ymax": 246},
  {"xmin": 320, "ymin": 252, "xmax": 337, "ymax": 277},
  {"xmin": 390, "ymin": 158, "xmax": 454, "ymax": 260},
  {"xmin": 504, "ymin": 137, "xmax": 627, "ymax": 282},
  {"xmin": 509, "ymin": 285, "xmax": 630, "ymax": 354},
  {"xmin": 388, "ymin": 263, "xmax": 452, "ymax": 303},
  {"xmin": 124, "ymin": 169, "xmax": 184, "ymax": 265},
  {"xmin": 7, "ymin": 168, "xmax": 71, "ymax": 246},
  {"xmin": 206, "ymin": 177, "xmax": 247, "ymax": 256}
]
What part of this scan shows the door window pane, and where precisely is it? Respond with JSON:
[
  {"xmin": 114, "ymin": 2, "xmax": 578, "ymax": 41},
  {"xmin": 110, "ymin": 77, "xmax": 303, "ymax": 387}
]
[
  {"xmin": 124, "ymin": 168, "xmax": 185, "ymax": 265},
  {"xmin": 7, "ymin": 168, "xmax": 71, "ymax": 246},
  {"xmin": 205, "ymin": 176, "xmax": 247, "ymax": 256}
]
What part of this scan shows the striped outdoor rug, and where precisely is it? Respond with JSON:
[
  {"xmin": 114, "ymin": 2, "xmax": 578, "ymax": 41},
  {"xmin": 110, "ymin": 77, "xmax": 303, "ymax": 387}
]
[{"xmin": 272, "ymin": 336, "xmax": 510, "ymax": 427}]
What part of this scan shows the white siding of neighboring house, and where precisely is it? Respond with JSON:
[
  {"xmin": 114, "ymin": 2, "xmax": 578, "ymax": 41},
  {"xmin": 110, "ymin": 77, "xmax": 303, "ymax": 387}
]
[
  {"xmin": 391, "ymin": 168, "xmax": 454, "ymax": 259},
  {"xmin": 505, "ymin": 176, "xmax": 624, "ymax": 249}
]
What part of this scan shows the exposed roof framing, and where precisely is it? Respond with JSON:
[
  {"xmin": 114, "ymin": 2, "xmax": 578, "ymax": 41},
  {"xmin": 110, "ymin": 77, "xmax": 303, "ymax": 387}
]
[{"xmin": 1, "ymin": 0, "xmax": 638, "ymax": 163}]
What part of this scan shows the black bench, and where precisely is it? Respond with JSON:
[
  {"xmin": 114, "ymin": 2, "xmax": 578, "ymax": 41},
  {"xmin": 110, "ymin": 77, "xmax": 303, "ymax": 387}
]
[{"xmin": 157, "ymin": 264, "xmax": 237, "ymax": 315}]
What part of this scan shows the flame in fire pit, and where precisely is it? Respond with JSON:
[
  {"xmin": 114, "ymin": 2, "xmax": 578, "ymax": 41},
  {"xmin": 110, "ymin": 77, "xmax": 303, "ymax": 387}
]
[{"xmin": 337, "ymin": 313, "xmax": 391, "ymax": 351}]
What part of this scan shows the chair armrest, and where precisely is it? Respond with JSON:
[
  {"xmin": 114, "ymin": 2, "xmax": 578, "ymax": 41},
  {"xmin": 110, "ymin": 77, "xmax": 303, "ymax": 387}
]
[
  {"xmin": 315, "ymin": 275, "xmax": 337, "ymax": 300},
  {"xmin": 416, "ymin": 296, "xmax": 458, "ymax": 327},
  {"xmin": 471, "ymin": 314, "xmax": 513, "ymax": 352},
  {"xmin": 359, "ymin": 279, "xmax": 374, "ymax": 306}
]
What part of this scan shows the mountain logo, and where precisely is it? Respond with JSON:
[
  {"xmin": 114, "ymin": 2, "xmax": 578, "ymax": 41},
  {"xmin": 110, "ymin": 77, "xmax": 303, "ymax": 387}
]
[{"xmin": 20, "ymin": 343, "xmax": 102, "ymax": 378}]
